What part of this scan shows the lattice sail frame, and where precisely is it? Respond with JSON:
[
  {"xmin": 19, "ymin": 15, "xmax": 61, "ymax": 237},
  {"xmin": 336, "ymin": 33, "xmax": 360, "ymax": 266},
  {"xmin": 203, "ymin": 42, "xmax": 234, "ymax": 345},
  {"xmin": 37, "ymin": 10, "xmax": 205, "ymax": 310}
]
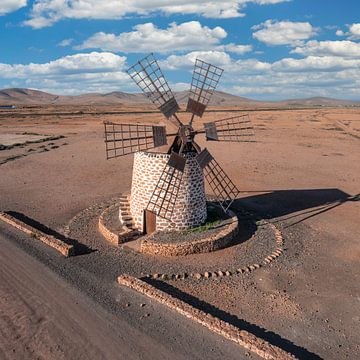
[
  {"xmin": 104, "ymin": 54, "xmax": 252, "ymax": 221},
  {"xmin": 127, "ymin": 53, "xmax": 180, "ymax": 119},
  {"xmin": 147, "ymin": 152, "xmax": 186, "ymax": 219},
  {"xmin": 196, "ymin": 149, "xmax": 239, "ymax": 212},
  {"xmin": 186, "ymin": 59, "xmax": 224, "ymax": 117},
  {"xmin": 204, "ymin": 114, "xmax": 255, "ymax": 142},
  {"xmin": 104, "ymin": 121, "xmax": 167, "ymax": 159}
]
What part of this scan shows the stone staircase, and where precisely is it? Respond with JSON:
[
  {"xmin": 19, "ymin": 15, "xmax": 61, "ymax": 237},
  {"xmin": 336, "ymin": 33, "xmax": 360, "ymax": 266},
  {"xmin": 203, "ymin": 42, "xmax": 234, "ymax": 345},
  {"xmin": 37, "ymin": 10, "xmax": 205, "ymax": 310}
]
[
  {"xmin": 118, "ymin": 194, "xmax": 141, "ymax": 242},
  {"xmin": 98, "ymin": 194, "xmax": 141, "ymax": 246}
]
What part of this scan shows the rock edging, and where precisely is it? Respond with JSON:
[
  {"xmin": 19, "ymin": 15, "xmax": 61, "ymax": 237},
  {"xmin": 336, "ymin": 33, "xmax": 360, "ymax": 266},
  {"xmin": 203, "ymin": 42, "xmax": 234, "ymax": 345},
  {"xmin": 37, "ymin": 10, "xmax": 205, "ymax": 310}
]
[
  {"xmin": 117, "ymin": 274, "xmax": 296, "ymax": 360},
  {"xmin": 0, "ymin": 211, "xmax": 74, "ymax": 257},
  {"xmin": 140, "ymin": 209, "xmax": 239, "ymax": 256}
]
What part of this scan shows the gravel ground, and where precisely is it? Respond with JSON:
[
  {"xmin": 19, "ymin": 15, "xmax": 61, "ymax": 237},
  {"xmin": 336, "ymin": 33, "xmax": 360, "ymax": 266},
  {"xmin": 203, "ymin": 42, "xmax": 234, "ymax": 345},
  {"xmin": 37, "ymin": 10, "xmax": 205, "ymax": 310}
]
[
  {"xmin": 1, "ymin": 107, "xmax": 359, "ymax": 360},
  {"xmin": 66, "ymin": 197, "xmax": 277, "ymax": 278}
]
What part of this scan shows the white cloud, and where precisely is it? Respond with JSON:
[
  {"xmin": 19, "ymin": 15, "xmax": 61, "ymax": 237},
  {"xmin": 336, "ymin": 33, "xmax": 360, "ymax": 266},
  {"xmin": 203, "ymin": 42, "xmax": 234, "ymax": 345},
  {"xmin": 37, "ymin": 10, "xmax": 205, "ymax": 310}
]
[
  {"xmin": 0, "ymin": 52, "xmax": 130, "ymax": 94},
  {"xmin": 252, "ymin": 20, "xmax": 316, "ymax": 45},
  {"xmin": 160, "ymin": 51, "xmax": 232, "ymax": 70},
  {"xmin": 228, "ymin": 67, "xmax": 360, "ymax": 100},
  {"xmin": 77, "ymin": 21, "xmax": 228, "ymax": 53},
  {"xmin": 0, "ymin": 0, "xmax": 26, "ymax": 15},
  {"xmin": 58, "ymin": 38, "xmax": 74, "ymax": 47},
  {"xmin": 160, "ymin": 51, "xmax": 360, "ymax": 76},
  {"xmin": 1, "ymin": 47, "xmax": 359, "ymax": 101},
  {"xmin": 272, "ymin": 56, "xmax": 360, "ymax": 72},
  {"xmin": 292, "ymin": 40, "xmax": 360, "ymax": 58},
  {"xmin": 349, "ymin": 23, "xmax": 360, "ymax": 39},
  {"xmin": 161, "ymin": 51, "xmax": 271, "ymax": 74},
  {"xmin": 24, "ymin": 0, "xmax": 290, "ymax": 28},
  {"xmin": 77, "ymin": 21, "xmax": 252, "ymax": 55},
  {"xmin": 219, "ymin": 43, "xmax": 253, "ymax": 54},
  {"xmin": 334, "ymin": 23, "xmax": 360, "ymax": 40},
  {"xmin": 160, "ymin": 49, "xmax": 359, "ymax": 100}
]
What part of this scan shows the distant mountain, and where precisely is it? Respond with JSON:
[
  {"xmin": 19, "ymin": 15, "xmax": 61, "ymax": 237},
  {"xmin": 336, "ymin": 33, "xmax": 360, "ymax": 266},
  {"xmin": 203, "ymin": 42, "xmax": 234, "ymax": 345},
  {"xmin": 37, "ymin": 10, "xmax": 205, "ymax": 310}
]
[
  {"xmin": 0, "ymin": 88, "xmax": 359, "ymax": 108},
  {"xmin": 279, "ymin": 97, "xmax": 360, "ymax": 107},
  {"xmin": 0, "ymin": 88, "xmax": 61, "ymax": 104}
]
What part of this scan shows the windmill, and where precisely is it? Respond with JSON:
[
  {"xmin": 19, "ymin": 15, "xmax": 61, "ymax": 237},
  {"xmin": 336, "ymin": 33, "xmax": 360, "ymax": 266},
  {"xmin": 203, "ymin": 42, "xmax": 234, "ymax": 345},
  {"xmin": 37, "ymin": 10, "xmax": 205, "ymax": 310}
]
[{"xmin": 104, "ymin": 54, "xmax": 254, "ymax": 233}]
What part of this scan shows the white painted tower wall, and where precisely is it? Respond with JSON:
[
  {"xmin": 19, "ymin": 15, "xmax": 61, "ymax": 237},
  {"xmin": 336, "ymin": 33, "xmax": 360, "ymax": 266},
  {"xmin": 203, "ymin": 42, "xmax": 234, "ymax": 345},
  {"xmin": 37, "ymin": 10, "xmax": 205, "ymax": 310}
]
[{"xmin": 129, "ymin": 151, "xmax": 207, "ymax": 231}]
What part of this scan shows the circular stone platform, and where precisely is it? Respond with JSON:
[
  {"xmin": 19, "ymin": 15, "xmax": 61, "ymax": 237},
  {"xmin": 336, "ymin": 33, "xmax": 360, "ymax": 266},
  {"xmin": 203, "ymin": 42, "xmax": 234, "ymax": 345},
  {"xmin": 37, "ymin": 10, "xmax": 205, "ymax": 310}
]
[
  {"xmin": 140, "ymin": 205, "xmax": 238, "ymax": 256},
  {"xmin": 64, "ymin": 196, "xmax": 285, "ymax": 282},
  {"xmin": 99, "ymin": 200, "xmax": 239, "ymax": 256}
]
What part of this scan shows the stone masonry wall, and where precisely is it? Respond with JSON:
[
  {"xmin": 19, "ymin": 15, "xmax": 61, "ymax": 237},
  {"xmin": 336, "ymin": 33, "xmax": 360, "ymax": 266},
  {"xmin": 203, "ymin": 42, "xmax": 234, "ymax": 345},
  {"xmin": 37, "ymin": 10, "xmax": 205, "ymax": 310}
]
[{"xmin": 129, "ymin": 151, "xmax": 207, "ymax": 232}]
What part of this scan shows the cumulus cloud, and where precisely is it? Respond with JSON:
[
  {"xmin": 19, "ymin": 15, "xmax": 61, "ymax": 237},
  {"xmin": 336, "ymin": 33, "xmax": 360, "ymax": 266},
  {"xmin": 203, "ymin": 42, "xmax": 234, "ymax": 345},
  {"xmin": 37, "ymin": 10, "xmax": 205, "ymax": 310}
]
[
  {"xmin": 1, "ymin": 48, "xmax": 359, "ymax": 100},
  {"xmin": 77, "ymin": 21, "xmax": 228, "ymax": 53},
  {"xmin": 0, "ymin": 0, "xmax": 26, "ymax": 15},
  {"xmin": 335, "ymin": 23, "xmax": 360, "ymax": 40},
  {"xmin": 336, "ymin": 30, "xmax": 345, "ymax": 37},
  {"xmin": 219, "ymin": 43, "xmax": 253, "ymax": 54},
  {"xmin": 272, "ymin": 56, "xmax": 360, "ymax": 72},
  {"xmin": 58, "ymin": 38, "xmax": 74, "ymax": 47},
  {"xmin": 252, "ymin": 20, "xmax": 316, "ymax": 45},
  {"xmin": 24, "ymin": 0, "xmax": 290, "ymax": 28},
  {"xmin": 0, "ymin": 52, "xmax": 130, "ymax": 94},
  {"xmin": 228, "ymin": 65, "xmax": 360, "ymax": 99},
  {"xmin": 292, "ymin": 40, "xmax": 360, "ymax": 58},
  {"xmin": 161, "ymin": 51, "xmax": 271, "ymax": 76},
  {"xmin": 349, "ymin": 23, "xmax": 360, "ymax": 39},
  {"xmin": 159, "ymin": 49, "xmax": 359, "ymax": 99},
  {"xmin": 160, "ymin": 51, "xmax": 232, "ymax": 70}
]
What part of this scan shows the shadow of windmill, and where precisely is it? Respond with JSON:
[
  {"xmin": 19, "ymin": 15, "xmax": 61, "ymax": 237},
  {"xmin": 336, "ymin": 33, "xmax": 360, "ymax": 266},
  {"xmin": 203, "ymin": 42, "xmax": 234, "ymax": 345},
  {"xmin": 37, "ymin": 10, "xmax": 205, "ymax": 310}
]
[{"xmin": 232, "ymin": 188, "xmax": 359, "ymax": 227}]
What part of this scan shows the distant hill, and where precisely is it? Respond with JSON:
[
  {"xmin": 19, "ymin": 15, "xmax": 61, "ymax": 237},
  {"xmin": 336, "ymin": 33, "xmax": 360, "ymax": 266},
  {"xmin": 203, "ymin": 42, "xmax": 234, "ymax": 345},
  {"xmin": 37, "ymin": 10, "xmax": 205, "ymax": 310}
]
[
  {"xmin": 0, "ymin": 88, "xmax": 359, "ymax": 108},
  {"xmin": 278, "ymin": 96, "xmax": 360, "ymax": 107}
]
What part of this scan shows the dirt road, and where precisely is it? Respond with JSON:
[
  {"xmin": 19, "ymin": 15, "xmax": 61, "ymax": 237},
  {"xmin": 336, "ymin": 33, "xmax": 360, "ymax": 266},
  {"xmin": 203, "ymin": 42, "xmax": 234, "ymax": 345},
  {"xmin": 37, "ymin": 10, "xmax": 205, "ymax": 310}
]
[{"xmin": 0, "ymin": 229, "xmax": 255, "ymax": 360}]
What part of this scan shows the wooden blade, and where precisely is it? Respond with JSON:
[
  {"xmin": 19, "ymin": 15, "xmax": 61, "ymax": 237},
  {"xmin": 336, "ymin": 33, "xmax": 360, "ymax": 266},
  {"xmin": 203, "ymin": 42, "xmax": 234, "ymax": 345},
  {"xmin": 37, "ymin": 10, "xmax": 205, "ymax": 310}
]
[
  {"xmin": 203, "ymin": 114, "xmax": 255, "ymax": 142},
  {"xmin": 104, "ymin": 121, "xmax": 167, "ymax": 159},
  {"xmin": 127, "ymin": 54, "xmax": 180, "ymax": 120},
  {"xmin": 146, "ymin": 152, "xmax": 186, "ymax": 220},
  {"xmin": 196, "ymin": 149, "xmax": 239, "ymax": 212},
  {"xmin": 186, "ymin": 59, "xmax": 223, "ymax": 118}
]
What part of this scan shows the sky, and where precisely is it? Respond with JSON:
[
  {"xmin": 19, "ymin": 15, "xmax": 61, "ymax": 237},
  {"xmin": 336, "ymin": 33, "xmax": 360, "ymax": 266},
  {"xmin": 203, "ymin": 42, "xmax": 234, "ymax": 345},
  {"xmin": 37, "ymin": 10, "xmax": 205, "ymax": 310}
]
[{"xmin": 0, "ymin": 0, "xmax": 359, "ymax": 100}]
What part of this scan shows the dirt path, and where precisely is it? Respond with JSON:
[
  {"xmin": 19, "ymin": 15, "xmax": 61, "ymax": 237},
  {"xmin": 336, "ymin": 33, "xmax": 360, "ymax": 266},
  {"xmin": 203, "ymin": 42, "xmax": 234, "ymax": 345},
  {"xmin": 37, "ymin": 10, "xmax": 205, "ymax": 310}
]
[
  {"xmin": 0, "ymin": 233, "xmax": 172, "ymax": 360},
  {"xmin": 0, "ymin": 230, "xmax": 255, "ymax": 360}
]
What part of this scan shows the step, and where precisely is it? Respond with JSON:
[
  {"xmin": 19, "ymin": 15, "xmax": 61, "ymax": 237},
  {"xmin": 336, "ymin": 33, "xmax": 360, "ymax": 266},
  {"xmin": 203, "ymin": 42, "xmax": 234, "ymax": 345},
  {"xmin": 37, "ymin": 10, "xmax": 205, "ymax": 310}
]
[
  {"xmin": 119, "ymin": 206, "xmax": 130, "ymax": 211},
  {"xmin": 122, "ymin": 220, "xmax": 135, "ymax": 227},
  {"xmin": 119, "ymin": 202, "xmax": 130, "ymax": 206},
  {"xmin": 122, "ymin": 215, "xmax": 133, "ymax": 221}
]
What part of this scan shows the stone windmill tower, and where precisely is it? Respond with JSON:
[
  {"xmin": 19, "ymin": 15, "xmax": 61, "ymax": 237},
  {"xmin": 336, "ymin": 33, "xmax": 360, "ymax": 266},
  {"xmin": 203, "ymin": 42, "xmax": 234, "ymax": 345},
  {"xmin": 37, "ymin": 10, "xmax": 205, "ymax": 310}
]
[{"xmin": 104, "ymin": 54, "xmax": 254, "ymax": 234}]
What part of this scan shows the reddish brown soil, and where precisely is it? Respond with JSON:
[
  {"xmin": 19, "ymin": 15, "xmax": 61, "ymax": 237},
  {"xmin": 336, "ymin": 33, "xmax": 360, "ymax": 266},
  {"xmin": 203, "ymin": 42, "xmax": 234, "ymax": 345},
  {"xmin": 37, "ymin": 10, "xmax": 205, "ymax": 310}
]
[{"xmin": 0, "ymin": 106, "xmax": 359, "ymax": 359}]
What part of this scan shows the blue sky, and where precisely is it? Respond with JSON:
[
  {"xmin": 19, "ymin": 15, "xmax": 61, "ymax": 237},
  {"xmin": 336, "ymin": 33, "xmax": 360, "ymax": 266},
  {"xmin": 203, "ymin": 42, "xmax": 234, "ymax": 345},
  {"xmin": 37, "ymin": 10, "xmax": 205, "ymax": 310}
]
[{"xmin": 0, "ymin": 0, "xmax": 359, "ymax": 100}]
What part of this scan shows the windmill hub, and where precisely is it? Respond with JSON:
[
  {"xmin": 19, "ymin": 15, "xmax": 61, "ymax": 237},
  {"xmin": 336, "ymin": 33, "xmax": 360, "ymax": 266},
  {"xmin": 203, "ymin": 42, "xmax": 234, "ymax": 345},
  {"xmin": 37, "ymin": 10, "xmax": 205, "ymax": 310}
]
[
  {"xmin": 179, "ymin": 125, "xmax": 195, "ymax": 143},
  {"xmin": 103, "ymin": 53, "xmax": 255, "ymax": 235}
]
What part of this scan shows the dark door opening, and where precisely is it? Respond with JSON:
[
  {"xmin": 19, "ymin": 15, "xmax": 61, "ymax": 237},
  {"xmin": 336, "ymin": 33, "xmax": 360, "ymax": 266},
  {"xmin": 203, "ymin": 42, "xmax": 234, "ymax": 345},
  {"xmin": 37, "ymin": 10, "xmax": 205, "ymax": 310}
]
[{"xmin": 144, "ymin": 209, "xmax": 156, "ymax": 234}]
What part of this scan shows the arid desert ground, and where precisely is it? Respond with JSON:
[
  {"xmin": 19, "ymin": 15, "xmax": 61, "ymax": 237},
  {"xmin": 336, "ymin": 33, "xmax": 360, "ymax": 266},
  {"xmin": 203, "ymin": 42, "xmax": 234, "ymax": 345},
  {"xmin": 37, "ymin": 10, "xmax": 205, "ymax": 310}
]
[{"xmin": 1, "ymin": 104, "xmax": 359, "ymax": 359}]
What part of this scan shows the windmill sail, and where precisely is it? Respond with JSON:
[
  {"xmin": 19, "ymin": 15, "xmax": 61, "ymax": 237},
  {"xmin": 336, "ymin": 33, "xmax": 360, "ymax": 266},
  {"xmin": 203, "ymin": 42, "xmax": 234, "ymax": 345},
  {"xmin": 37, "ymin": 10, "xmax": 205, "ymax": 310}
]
[
  {"xmin": 104, "ymin": 121, "xmax": 167, "ymax": 159},
  {"xmin": 196, "ymin": 148, "xmax": 239, "ymax": 212},
  {"xmin": 105, "ymin": 53, "xmax": 255, "ymax": 223},
  {"xmin": 203, "ymin": 114, "xmax": 255, "ymax": 142},
  {"xmin": 127, "ymin": 53, "xmax": 180, "ymax": 119},
  {"xmin": 186, "ymin": 59, "xmax": 224, "ymax": 118},
  {"xmin": 147, "ymin": 152, "xmax": 186, "ymax": 220}
]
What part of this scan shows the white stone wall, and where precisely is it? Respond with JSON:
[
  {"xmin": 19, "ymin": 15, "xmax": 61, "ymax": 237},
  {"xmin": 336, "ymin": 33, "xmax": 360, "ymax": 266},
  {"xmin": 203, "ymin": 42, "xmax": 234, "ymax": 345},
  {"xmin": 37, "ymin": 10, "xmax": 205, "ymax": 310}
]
[{"xmin": 129, "ymin": 151, "xmax": 207, "ymax": 231}]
